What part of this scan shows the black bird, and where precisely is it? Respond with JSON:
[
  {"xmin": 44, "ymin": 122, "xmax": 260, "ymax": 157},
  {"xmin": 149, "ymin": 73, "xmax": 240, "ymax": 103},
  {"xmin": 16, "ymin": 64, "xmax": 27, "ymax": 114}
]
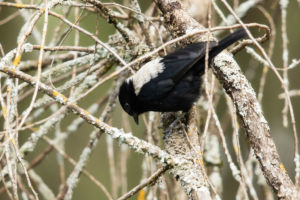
[{"xmin": 119, "ymin": 29, "xmax": 247, "ymax": 124}]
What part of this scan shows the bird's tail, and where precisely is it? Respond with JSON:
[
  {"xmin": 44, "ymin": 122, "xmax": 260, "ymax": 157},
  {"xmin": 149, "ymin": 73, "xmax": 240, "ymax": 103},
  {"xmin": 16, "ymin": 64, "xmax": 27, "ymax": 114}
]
[{"xmin": 209, "ymin": 28, "xmax": 248, "ymax": 58}]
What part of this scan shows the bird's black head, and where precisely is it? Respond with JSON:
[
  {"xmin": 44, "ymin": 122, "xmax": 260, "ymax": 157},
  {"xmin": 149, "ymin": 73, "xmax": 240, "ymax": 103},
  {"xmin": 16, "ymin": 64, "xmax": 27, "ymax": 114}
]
[{"xmin": 118, "ymin": 79, "xmax": 140, "ymax": 124}]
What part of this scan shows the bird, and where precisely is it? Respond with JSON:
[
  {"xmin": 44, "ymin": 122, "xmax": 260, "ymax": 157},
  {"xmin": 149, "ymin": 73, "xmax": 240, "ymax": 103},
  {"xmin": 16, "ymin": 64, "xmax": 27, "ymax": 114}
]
[{"xmin": 118, "ymin": 29, "xmax": 247, "ymax": 124}]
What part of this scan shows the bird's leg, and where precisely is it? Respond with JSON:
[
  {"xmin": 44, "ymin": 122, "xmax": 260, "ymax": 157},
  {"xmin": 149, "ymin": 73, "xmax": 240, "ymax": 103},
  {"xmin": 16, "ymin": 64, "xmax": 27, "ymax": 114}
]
[{"xmin": 163, "ymin": 112, "xmax": 186, "ymax": 139}]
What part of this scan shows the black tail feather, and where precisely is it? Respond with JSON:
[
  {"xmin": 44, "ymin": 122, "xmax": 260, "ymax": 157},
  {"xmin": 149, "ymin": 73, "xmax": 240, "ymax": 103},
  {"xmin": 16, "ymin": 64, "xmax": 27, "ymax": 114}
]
[
  {"xmin": 209, "ymin": 28, "xmax": 248, "ymax": 58},
  {"xmin": 194, "ymin": 28, "xmax": 248, "ymax": 75}
]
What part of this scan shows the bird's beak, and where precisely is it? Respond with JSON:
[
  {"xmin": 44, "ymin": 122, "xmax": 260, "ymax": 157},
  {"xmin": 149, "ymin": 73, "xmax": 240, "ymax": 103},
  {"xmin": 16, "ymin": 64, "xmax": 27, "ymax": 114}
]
[{"xmin": 133, "ymin": 113, "xmax": 139, "ymax": 124}]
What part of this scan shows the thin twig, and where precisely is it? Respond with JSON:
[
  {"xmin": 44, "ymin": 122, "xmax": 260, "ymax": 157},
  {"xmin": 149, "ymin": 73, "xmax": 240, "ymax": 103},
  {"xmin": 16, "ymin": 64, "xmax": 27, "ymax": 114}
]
[{"xmin": 118, "ymin": 167, "xmax": 169, "ymax": 200}]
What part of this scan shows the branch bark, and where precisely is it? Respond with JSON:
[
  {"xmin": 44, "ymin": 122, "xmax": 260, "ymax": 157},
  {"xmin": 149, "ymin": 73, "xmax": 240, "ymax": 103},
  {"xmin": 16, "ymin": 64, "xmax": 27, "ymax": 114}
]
[{"xmin": 162, "ymin": 108, "xmax": 213, "ymax": 200}]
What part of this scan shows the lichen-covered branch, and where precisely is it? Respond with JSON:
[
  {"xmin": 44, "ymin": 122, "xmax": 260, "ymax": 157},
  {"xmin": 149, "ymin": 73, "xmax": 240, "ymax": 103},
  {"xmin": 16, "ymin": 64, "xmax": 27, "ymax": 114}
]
[
  {"xmin": 0, "ymin": 65, "xmax": 185, "ymax": 168},
  {"xmin": 213, "ymin": 53, "xmax": 297, "ymax": 199}
]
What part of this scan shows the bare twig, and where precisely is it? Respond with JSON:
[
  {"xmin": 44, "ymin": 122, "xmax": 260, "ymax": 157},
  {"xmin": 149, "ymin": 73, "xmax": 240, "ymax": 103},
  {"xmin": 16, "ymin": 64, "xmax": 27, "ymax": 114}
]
[{"xmin": 118, "ymin": 167, "xmax": 169, "ymax": 200}]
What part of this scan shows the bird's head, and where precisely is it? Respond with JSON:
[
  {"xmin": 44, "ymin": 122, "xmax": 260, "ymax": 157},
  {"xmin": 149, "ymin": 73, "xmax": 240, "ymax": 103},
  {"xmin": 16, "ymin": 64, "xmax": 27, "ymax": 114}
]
[{"xmin": 118, "ymin": 79, "xmax": 140, "ymax": 124}]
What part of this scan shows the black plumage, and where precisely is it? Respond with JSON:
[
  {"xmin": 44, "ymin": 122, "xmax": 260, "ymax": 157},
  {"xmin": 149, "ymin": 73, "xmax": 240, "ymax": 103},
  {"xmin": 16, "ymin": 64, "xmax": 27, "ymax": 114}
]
[{"xmin": 119, "ymin": 29, "xmax": 247, "ymax": 124}]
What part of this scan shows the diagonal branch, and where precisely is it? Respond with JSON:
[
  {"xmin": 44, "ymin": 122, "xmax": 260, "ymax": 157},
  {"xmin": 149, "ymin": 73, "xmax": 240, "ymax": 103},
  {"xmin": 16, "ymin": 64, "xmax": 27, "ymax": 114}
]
[
  {"xmin": 0, "ymin": 64, "xmax": 181, "ymax": 167},
  {"xmin": 118, "ymin": 166, "xmax": 169, "ymax": 200}
]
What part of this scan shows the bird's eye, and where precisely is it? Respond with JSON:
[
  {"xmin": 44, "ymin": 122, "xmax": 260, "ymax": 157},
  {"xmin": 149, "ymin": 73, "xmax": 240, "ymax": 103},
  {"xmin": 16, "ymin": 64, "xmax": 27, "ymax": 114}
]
[{"xmin": 124, "ymin": 103, "xmax": 130, "ymax": 111}]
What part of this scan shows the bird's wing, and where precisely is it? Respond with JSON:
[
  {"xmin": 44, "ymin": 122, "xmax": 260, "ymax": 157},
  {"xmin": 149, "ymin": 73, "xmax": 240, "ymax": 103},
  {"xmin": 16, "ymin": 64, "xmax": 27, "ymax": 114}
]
[
  {"xmin": 161, "ymin": 41, "xmax": 217, "ymax": 83},
  {"xmin": 137, "ymin": 41, "xmax": 217, "ymax": 100}
]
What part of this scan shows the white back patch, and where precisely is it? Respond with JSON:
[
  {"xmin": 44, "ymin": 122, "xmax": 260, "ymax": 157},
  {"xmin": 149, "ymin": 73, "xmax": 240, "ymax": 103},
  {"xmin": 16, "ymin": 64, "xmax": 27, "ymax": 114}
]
[{"xmin": 129, "ymin": 57, "xmax": 164, "ymax": 95}]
